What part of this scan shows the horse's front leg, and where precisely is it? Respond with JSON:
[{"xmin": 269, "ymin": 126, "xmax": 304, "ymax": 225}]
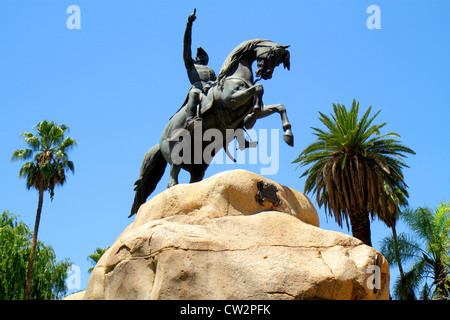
[
  {"xmin": 239, "ymin": 85, "xmax": 264, "ymax": 130},
  {"xmin": 224, "ymin": 83, "xmax": 264, "ymax": 110},
  {"xmin": 244, "ymin": 104, "xmax": 294, "ymax": 147}
]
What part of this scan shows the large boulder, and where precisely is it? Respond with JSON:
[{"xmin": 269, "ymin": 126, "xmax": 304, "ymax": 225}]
[{"xmin": 67, "ymin": 170, "xmax": 389, "ymax": 300}]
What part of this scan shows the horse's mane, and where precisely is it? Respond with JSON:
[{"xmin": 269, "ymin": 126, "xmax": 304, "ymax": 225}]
[{"xmin": 217, "ymin": 39, "xmax": 275, "ymax": 86}]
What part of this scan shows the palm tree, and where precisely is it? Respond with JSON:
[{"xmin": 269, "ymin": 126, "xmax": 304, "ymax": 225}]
[
  {"xmin": 293, "ymin": 100, "xmax": 415, "ymax": 246},
  {"xmin": 87, "ymin": 246, "xmax": 110, "ymax": 273},
  {"xmin": 380, "ymin": 203, "xmax": 450, "ymax": 299},
  {"xmin": 381, "ymin": 184, "xmax": 412, "ymax": 298},
  {"xmin": 11, "ymin": 120, "xmax": 77, "ymax": 300}
]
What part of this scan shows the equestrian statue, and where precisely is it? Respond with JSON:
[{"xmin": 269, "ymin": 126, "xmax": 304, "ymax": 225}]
[{"xmin": 130, "ymin": 9, "xmax": 292, "ymax": 217}]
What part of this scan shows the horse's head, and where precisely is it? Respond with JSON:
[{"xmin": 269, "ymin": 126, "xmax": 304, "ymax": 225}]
[
  {"xmin": 217, "ymin": 39, "xmax": 291, "ymax": 86},
  {"xmin": 255, "ymin": 43, "xmax": 290, "ymax": 80}
]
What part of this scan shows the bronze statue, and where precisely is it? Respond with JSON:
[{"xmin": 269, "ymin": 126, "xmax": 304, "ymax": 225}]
[{"xmin": 130, "ymin": 10, "xmax": 292, "ymax": 217}]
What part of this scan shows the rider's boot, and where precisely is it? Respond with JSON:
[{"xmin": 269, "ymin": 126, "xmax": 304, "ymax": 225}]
[{"xmin": 186, "ymin": 105, "xmax": 202, "ymax": 131}]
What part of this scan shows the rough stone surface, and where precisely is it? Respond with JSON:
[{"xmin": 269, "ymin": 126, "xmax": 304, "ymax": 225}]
[{"xmin": 66, "ymin": 170, "xmax": 389, "ymax": 300}]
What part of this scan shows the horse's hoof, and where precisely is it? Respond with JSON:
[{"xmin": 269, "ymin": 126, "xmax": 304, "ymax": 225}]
[
  {"xmin": 167, "ymin": 181, "xmax": 177, "ymax": 189},
  {"xmin": 283, "ymin": 132, "xmax": 294, "ymax": 147},
  {"xmin": 243, "ymin": 114, "xmax": 257, "ymax": 130}
]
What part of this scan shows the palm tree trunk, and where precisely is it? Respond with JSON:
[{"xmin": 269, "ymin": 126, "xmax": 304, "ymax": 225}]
[
  {"xmin": 25, "ymin": 188, "xmax": 44, "ymax": 300},
  {"xmin": 391, "ymin": 225, "xmax": 405, "ymax": 278},
  {"xmin": 433, "ymin": 259, "xmax": 449, "ymax": 298},
  {"xmin": 349, "ymin": 209, "xmax": 372, "ymax": 247}
]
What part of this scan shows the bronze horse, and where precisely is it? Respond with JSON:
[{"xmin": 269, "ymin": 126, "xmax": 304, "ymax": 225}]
[{"xmin": 130, "ymin": 39, "xmax": 292, "ymax": 217}]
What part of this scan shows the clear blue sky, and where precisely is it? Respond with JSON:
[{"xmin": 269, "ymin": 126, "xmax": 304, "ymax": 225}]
[{"xmin": 1, "ymin": 0, "xmax": 449, "ymax": 296}]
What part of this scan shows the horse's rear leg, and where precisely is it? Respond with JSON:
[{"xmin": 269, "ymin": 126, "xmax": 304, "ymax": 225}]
[
  {"xmin": 167, "ymin": 164, "xmax": 181, "ymax": 188},
  {"xmin": 189, "ymin": 167, "xmax": 206, "ymax": 183}
]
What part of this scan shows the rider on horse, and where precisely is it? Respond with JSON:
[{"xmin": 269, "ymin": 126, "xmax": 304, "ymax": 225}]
[
  {"xmin": 183, "ymin": 9, "xmax": 216, "ymax": 130},
  {"xmin": 130, "ymin": 13, "xmax": 292, "ymax": 217},
  {"xmin": 177, "ymin": 9, "xmax": 255, "ymax": 151}
]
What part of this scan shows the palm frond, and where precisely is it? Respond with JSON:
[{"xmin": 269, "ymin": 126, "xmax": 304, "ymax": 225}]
[
  {"xmin": 11, "ymin": 149, "xmax": 33, "ymax": 162},
  {"xmin": 393, "ymin": 258, "xmax": 427, "ymax": 300},
  {"xmin": 380, "ymin": 232, "xmax": 424, "ymax": 265},
  {"xmin": 58, "ymin": 137, "xmax": 78, "ymax": 153},
  {"xmin": 20, "ymin": 132, "xmax": 41, "ymax": 151}
]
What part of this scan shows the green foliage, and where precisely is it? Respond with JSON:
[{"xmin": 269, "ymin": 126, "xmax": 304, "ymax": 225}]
[
  {"xmin": 0, "ymin": 210, "xmax": 71, "ymax": 300},
  {"xmin": 380, "ymin": 202, "xmax": 450, "ymax": 299},
  {"xmin": 11, "ymin": 120, "xmax": 77, "ymax": 199},
  {"xmin": 293, "ymin": 99, "xmax": 415, "ymax": 230},
  {"xmin": 87, "ymin": 246, "xmax": 110, "ymax": 273}
]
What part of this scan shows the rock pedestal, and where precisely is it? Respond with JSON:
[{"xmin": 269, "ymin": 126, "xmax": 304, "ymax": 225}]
[{"xmin": 66, "ymin": 170, "xmax": 389, "ymax": 300}]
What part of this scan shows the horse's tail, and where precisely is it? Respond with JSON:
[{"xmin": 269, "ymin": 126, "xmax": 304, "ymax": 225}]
[{"xmin": 129, "ymin": 144, "xmax": 167, "ymax": 218}]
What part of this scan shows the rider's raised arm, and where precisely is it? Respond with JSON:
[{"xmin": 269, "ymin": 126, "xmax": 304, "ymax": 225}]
[{"xmin": 183, "ymin": 9, "xmax": 196, "ymax": 70}]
